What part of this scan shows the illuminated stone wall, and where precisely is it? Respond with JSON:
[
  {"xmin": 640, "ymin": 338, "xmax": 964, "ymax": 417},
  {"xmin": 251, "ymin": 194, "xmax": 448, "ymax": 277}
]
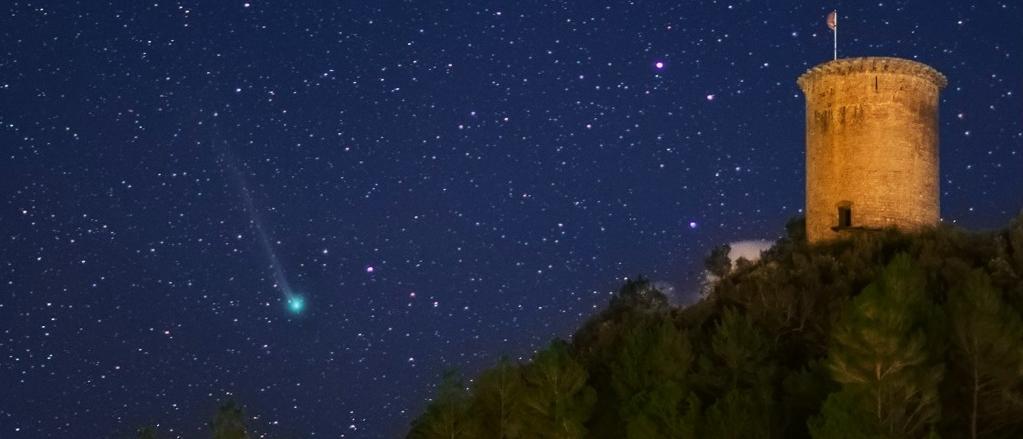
[{"xmin": 797, "ymin": 57, "xmax": 947, "ymax": 243}]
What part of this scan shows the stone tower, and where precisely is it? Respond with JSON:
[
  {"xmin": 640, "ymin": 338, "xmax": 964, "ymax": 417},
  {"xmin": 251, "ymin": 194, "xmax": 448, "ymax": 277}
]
[{"xmin": 797, "ymin": 57, "xmax": 947, "ymax": 243}]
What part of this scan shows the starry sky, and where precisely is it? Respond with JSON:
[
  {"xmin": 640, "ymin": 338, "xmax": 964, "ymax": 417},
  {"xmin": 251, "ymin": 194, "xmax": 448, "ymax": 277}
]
[{"xmin": 2, "ymin": 1, "xmax": 1021, "ymax": 437}]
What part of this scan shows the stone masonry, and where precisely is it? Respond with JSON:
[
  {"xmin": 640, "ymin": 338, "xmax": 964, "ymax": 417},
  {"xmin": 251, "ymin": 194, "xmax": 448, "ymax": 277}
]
[{"xmin": 797, "ymin": 57, "xmax": 947, "ymax": 243}]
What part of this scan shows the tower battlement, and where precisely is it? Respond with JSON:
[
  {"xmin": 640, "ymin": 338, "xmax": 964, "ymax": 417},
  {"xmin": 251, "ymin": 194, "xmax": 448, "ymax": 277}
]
[
  {"xmin": 798, "ymin": 57, "xmax": 947, "ymax": 91},
  {"xmin": 797, "ymin": 56, "xmax": 946, "ymax": 243}
]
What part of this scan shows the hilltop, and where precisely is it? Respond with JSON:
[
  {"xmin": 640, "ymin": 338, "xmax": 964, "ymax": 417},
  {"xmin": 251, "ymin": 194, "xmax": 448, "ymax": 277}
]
[{"xmin": 408, "ymin": 216, "xmax": 1023, "ymax": 439}]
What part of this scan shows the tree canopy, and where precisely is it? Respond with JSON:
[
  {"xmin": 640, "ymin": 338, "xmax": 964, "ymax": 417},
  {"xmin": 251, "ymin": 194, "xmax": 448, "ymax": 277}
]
[{"xmin": 410, "ymin": 215, "xmax": 1023, "ymax": 438}]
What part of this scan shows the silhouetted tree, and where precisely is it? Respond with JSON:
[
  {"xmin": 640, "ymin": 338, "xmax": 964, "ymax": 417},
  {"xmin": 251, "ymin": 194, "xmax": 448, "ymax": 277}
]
[
  {"xmin": 703, "ymin": 388, "xmax": 772, "ymax": 439},
  {"xmin": 136, "ymin": 426, "xmax": 158, "ymax": 439},
  {"xmin": 706, "ymin": 308, "xmax": 775, "ymax": 391},
  {"xmin": 697, "ymin": 308, "xmax": 777, "ymax": 437},
  {"xmin": 212, "ymin": 400, "xmax": 249, "ymax": 439},
  {"xmin": 518, "ymin": 340, "xmax": 595, "ymax": 438},
  {"xmin": 705, "ymin": 244, "xmax": 732, "ymax": 278},
  {"xmin": 609, "ymin": 316, "xmax": 698, "ymax": 438},
  {"xmin": 471, "ymin": 357, "xmax": 524, "ymax": 438},
  {"xmin": 947, "ymin": 269, "xmax": 1023, "ymax": 438},
  {"xmin": 608, "ymin": 276, "xmax": 669, "ymax": 314},
  {"xmin": 408, "ymin": 370, "xmax": 476, "ymax": 439},
  {"xmin": 409, "ymin": 217, "xmax": 1023, "ymax": 439},
  {"xmin": 811, "ymin": 254, "xmax": 944, "ymax": 439}
]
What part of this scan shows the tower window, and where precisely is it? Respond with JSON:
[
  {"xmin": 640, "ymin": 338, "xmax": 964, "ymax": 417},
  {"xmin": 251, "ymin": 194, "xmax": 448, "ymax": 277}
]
[{"xmin": 838, "ymin": 206, "xmax": 852, "ymax": 228}]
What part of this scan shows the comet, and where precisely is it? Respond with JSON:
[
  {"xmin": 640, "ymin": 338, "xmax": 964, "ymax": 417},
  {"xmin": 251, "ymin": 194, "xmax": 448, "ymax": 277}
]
[{"xmin": 218, "ymin": 142, "xmax": 307, "ymax": 316}]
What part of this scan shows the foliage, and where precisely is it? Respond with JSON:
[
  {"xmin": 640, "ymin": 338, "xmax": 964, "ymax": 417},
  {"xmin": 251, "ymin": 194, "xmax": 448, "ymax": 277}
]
[
  {"xmin": 136, "ymin": 426, "xmax": 158, "ymax": 439},
  {"xmin": 810, "ymin": 254, "xmax": 945, "ymax": 438},
  {"xmin": 132, "ymin": 214, "xmax": 1023, "ymax": 438},
  {"xmin": 946, "ymin": 269, "xmax": 1023, "ymax": 438},
  {"xmin": 517, "ymin": 340, "xmax": 596, "ymax": 438},
  {"xmin": 705, "ymin": 244, "xmax": 733, "ymax": 278},
  {"xmin": 211, "ymin": 400, "xmax": 250, "ymax": 439},
  {"xmin": 409, "ymin": 214, "xmax": 1023, "ymax": 438},
  {"xmin": 408, "ymin": 370, "xmax": 476, "ymax": 439},
  {"xmin": 609, "ymin": 315, "xmax": 696, "ymax": 438},
  {"xmin": 470, "ymin": 357, "xmax": 524, "ymax": 438}
]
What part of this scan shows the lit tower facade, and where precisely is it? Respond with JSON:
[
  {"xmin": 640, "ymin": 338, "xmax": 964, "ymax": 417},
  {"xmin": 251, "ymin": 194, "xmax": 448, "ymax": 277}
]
[{"xmin": 797, "ymin": 57, "xmax": 947, "ymax": 243}]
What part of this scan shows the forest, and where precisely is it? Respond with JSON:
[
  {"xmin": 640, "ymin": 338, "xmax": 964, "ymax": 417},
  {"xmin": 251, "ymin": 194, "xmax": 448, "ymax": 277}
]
[{"xmin": 407, "ymin": 215, "xmax": 1023, "ymax": 439}]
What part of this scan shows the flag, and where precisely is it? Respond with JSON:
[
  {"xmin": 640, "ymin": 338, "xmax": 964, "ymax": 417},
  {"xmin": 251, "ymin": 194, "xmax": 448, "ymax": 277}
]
[{"xmin": 827, "ymin": 10, "xmax": 837, "ymax": 30}]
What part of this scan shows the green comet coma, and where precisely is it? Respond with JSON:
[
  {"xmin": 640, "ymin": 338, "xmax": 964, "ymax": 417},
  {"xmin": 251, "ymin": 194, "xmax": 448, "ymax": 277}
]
[{"xmin": 286, "ymin": 295, "xmax": 306, "ymax": 314}]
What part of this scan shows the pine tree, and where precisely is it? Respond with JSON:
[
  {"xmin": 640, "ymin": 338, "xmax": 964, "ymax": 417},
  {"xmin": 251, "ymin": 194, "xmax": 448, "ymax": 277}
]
[
  {"xmin": 212, "ymin": 400, "xmax": 249, "ymax": 439},
  {"xmin": 781, "ymin": 362, "xmax": 833, "ymax": 439},
  {"xmin": 705, "ymin": 244, "xmax": 733, "ymax": 278},
  {"xmin": 1008, "ymin": 214, "xmax": 1023, "ymax": 276},
  {"xmin": 408, "ymin": 370, "xmax": 476, "ymax": 439},
  {"xmin": 408, "ymin": 218, "xmax": 1023, "ymax": 439},
  {"xmin": 809, "ymin": 390, "xmax": 876, "ymax": 439},
  {"xmin": 609, "ymin": 316, "xmax": 698, "ymax": 438},
  {"xmin": 811, "ymin": 254, "xmax": 944, "ymax": 439},
  {"xmin": 623, "ymin": 392, "xmax": 701, "ymax": 439},
  {"xmin": 136, "ymin": 426, "xmax": 158, "ymax": 439},
  {"xmin": 947, "ymin": 269, "xmax": 1023, "ymax": 438},
  {"xmin": 471, "ymin": 357, "xmax": 524, "ymax": 438},
  {"xmin": 698, "ymin": 308, "xmax": 776, "ymax": 437},
  {"xmin": 707, "ymin": 308, "xmax": 774, "ymax": 391},
  {"xmin": 518, "ymin": 340, "xmax": 596, "ymax": 439},
  {"xmin": 607, "ymin": 276, "xmax": 670, "ymax": 313},
  {"xmin": 703, "ymin": 388, "xmax": 772, "ymax": 439}
]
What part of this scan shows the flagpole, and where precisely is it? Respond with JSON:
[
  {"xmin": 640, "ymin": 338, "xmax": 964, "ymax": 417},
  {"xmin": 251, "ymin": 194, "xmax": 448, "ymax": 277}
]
[{"xmin": 833, "ymin": 10, "xmax": 838, "ymax": 60}]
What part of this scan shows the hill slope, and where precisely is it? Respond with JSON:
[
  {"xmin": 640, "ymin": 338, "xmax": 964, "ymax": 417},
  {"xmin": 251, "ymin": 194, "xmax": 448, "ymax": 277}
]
[{"xmin": 408, "ymin": 216, "xmax": 1023, "ymax": 439}]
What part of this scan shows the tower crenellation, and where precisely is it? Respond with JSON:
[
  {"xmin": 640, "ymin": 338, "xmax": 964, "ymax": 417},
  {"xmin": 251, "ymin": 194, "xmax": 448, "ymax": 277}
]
[
  {"xmin": 797, "ymin": 57, "xmax": 947, "ymax": 90},
  {"xmin": 797, "ymin": 56, "xmax": 947, "ymax": 243}
]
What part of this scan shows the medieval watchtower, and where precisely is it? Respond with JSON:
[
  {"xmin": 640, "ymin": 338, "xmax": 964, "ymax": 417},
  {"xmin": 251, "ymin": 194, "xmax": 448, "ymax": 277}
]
[{"xmin": 797, "ymin": 57, "xmax": 947, "ymax": 243}]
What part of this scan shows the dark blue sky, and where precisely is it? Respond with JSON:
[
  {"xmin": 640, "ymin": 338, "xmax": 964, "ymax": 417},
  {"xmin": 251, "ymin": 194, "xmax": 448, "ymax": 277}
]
[{"xmin": 2, "ymin": 1, "xmax": 1020, "ymax": 437}]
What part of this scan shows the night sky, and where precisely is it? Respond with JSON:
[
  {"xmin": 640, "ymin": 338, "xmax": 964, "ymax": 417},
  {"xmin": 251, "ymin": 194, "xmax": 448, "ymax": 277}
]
[{"xmin": 2, "ymin": 1, "xmax": 1021, "ymax": 437}]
